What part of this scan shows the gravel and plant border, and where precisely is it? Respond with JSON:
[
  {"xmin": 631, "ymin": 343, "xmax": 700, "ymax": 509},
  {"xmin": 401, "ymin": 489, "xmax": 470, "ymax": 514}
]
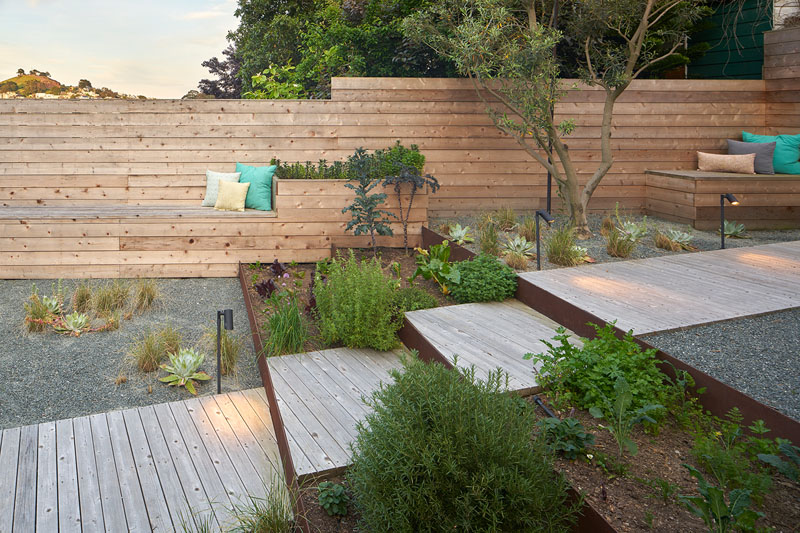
[{"xmin": 0, "ymin": 278, "xmax": 259, "ymax": 430}]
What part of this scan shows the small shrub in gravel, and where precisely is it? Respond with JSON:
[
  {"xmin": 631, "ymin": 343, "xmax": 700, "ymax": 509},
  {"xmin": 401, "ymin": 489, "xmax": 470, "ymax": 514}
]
[
  {"xmin": 348, "ymin": 357, "xmax": 578, "ymax": 533},
  {"xmin": 128, "ymin": 325, "xmax": 183, "ymax": 372},
  {"xmin": 133, "ymin": 279, "xmax": 159, "ymax": 313},
  {"xmin": 393, "ymin": 286, "xmax": 437, "ymax": 314},
  {"xmin": 72, "ymin": 282, "xmax": 92, "ymax": 314},
  {"xmin": 546, "ymin": 226, "xmax": 584, "ymax": 266},
  {"xmin": 314, "ymin": 252, "xmax": 402, "ymax": 351},
  {"xmin": 493, "ymin": 206, "xmax": 517, "ymax": 231},
  {"xmin": 606, "ymin": 225, "xmax": 637, "ymax": 258},
  {"xmin": 450, "ymin": 254, "xmax": 517, "ymax": 304}
]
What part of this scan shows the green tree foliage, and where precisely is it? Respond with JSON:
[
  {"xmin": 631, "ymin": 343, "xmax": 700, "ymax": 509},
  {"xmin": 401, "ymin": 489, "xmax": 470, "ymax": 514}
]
[
  {"xmin": 0, "ymin": 81, "xmax": 19, "ymax": 93},
  {"xmin": 403, "ymin": 0, "xmax": 706, "ymax": 237},
  {"xmin": 228, "ymin": 0, "xmax": 456, "ymax": 98},
  {"xmin": 199, "ymin": 44, "xmax": 242, "ymax": 99}
]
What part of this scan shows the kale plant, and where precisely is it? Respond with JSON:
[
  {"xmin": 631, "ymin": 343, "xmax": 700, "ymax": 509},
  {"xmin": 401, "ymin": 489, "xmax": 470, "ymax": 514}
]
[
  {"xmin": 342, "ymin": 148, "xmax": 397, "ymax": 255},
  {"xmin": 537, "ymin": 417, "xmax": 595, "ymax": 460}
]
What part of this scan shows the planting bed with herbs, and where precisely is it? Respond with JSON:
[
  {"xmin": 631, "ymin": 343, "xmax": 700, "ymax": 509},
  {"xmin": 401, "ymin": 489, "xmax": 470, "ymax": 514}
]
[{"xmin": 526, "ymin": 324, "xmax": 800, "ymax": 532}]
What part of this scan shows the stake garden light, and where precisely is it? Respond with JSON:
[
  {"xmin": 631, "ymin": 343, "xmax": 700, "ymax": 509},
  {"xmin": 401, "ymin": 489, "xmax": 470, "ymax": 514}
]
[
  {"xmin": 720, "ymin": 193, "xmax": 740, "ymax": 250},
  {"xmin": 535, "ymin": 209, "xmax": 554, "ymax": 271},
  {"xmin": 217, "ymin": 309, "xmax": 233, "ymax": 394}
]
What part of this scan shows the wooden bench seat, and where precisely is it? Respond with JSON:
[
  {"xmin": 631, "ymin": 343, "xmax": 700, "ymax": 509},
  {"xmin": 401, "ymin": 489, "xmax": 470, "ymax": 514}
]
[
  {"xmin": 645, "ymin": 170, "xmax": 800, "ymax": 230},
  {"xmin": 0, "ymin": 205, "xmax": 278, "ymax": 220}
]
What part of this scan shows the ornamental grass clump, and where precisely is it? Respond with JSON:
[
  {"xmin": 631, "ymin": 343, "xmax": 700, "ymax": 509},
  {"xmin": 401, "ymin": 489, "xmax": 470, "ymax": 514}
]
[
  {"xmin": 128, "ymin": 325, "xmax": 183, "ymax": 372},
  {"xmin": 478, "ymin": 221, "xmax": 501, "ymax": 256},
  {"xmin": 72, "ymin": 282, "xmax": 92, "ymax": 314},
  {"xmin": 133, "ymin": 279, "xmax": 159, "ymax": 313},
  {"xmin": 202, "ymin": 324, "xmax": 245, "ymax": 375},
  {"xmin": 314, "ymin": 252, "xmax": 401, "ymax": 351},
  {"xmin": 545, "ymin": 226, "xmax": 584, "ymax": 267},
  {"xmin": 449, "ymin": 254, "xmax": 517, "ymax": 304},
  {"xmin": 263, "ymin": 292, "xmax": 308, "ymax": 358},
  {"xmin": 348, "ymin": 356, "xmax": 578, "ymax": 532},
  {"xmin": 93, "ymin": 279, "xmax": 130, "ymax": 315}
]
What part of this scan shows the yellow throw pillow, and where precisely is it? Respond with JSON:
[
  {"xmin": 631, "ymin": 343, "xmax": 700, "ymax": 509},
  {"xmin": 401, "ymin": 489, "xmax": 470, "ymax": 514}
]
[
  {"xmin": 214, "ymin": 181, "xmax": 250, "ymax": 212},
  {"xmin": 697, "ymin": 152, "xmax": 756, "ymax": 174}
]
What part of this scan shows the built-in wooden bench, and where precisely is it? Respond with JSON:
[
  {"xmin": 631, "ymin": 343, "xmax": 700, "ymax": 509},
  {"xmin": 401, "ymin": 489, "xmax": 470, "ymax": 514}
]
[
  {"xmin": 0, "ymin": 177, "xmax": 428, "ymax": 279},
  {"xmin": 645, "ymin": 170, "xmax": 800, "ymax": 230}
]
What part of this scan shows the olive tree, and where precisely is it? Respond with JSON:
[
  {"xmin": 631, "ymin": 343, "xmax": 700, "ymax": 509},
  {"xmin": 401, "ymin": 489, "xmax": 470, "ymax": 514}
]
[{"xmin": 404, "ymin": 0, "xmax": 706, "ymax": 237}]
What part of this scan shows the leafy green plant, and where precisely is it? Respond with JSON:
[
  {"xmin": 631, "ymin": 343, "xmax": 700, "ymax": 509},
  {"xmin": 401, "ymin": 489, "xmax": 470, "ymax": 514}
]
[
  {"xmin": 449, "ymin": 254, "xmax": 517, "ymax": 304},
  {"xmin": 263, "ymin": 292, "xmax": 309, "ymax": 358},
  {"xmin": 159, "ymin": 348, "xmax": 211, "ymax": 395},
  {"xmin": 545, "ymin": 225, "xmax": 584, "ymax": 266},
  {"xmin": 492, "ymin": 207, "xmax": 517, "ymax": 231},
  {"xmin": 537, "ymin": 417, "xmax": 595, "ymax": 460},
  {"xmin": 503, "ymin": 234, "xmax": 535, "ymax": 257},
  {"xmin": 678, "ymin": 465, "xmax": 763, "ymax": 533},
  {"xmin": 643, "ymin": 477, "xmax": 680, "ymax": 504},
  {"xmin": 318, "ymin": 481, "xmax": 349, "ymax": 517},
  {"xmin": 723, "ymin": 220, "xmax": 749, "ymax": 238},
  {"xmin": 314, "ymin": 252, "xmax": 401, "ymax": 351},
  {"xmin": 342, "ymin": 147, "xmax": 397, "ymax": 255},
  {"xmin": 133, "ymin": 279, "xmax": 159, "ymax": 312},
  {"xmin": 54, "ymin": 312, "xmax": 90, "ymax": 336},
  {"xmin": 525, "ymin": 323, "xmax": 667, "ymax": 415},
  {"xmin": 243, "ymin": 63, "xmax": 306, "ymax": 99},
  {"xmin": 447, "ymin": 223, "xmax": 474, "ymax": 245},
  {"xmin": 478, "ymin": 220, "xmax": 501, "ymax": 256},
  {"xmin": 72, "ymin": 282, "xmax": 92, "ymax": 314},
  {"xmin": 589, "ymin": 377, "xmax": 663, "ymax": 458},
  {"xmin": 660, "ymin": 361, "xmax": 706, "ymax": 429},
  {"xmin": 347, "ymin": 357, "xmax": 578, "ymax": 532},
  {"xmin": 381, "ymin": 143, "xmax": 439, "ymax": 253},
  {"xmin": 758, "ymin": 440, "xmax": 800, "ymax": 483},
  {"xmin": 411, "ymin": 241, "xmax": 461, "ymax": 295},
  {"xmin": 393, "ymin": 286, "xmax": 437, "ymax": 314},
  {"xmin": 271, "ymin": 158, "xmax": 352, "ymax": 180}
]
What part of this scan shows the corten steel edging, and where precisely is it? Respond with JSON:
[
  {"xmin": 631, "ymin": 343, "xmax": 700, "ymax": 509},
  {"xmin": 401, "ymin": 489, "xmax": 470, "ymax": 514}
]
[
  {"xmin": 397, "ymin": 318, "xmax": 454, "ymax": 368},
  {"xmin": 514, "ymin": 273, "xmax": 800, "ymax": 445},
  {"xmin": 237, "ymin": 263, "xmax": 311, "ymax": 533},
  {"xmin": 422, "ymin": 226, "xmax": 477, "ymax": 261}
]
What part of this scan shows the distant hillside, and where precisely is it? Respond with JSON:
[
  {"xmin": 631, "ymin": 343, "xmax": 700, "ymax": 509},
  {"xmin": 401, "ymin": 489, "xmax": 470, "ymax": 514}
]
[{"xmin": 0, "ymin": 70, "xmax": 147, "ymax": 99}]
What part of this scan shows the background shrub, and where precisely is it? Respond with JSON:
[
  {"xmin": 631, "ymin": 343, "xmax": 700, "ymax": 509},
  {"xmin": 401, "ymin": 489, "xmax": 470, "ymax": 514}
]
[
  {"xmin": 314, "ymin": 252, "xmax": 402, "ymax": 351},
  {"xmin": 450, "ymin": 254, "xmax": 517, "ymax": 304},
  {"xmin": 393, "ymin": 286, "xmax": 437, "ymax": 314},
  {"xmin": 348, "ymin": 357, "xmax": 578, "ymax": 533}
]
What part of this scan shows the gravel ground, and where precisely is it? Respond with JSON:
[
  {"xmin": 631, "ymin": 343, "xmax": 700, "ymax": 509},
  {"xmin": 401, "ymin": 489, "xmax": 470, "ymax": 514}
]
[
  {"xmin": 0, "ymin": 278, "xmax": 260, "ymax": 430},
  {"xmin": 431, "ymin": 213, "xmax": 800, "ymax": 270},
  {"xmin": 644, "ymin": 309, "xmax": 800, "ymax": 422}
]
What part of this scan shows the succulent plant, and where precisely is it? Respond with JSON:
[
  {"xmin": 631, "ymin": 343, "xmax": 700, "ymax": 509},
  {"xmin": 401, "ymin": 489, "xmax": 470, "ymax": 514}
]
[
  {"xmin": 503, "ymin": 234, "xmax": 535, "ymax": 258},
  {"xmin": 723, "ymin": 220, "xmax": 748, "ymax": 238},
  {"xmin": 42, "ymin": 295, "xmax": 61, "ymax": 315},
  {"xmin": 665, "ymin": 229, "xmax": 693, "ymax": 246},
  {"xmin": 54, "ymin": 312, "xmax": 90, "ymax": 335},
  {"xmin": 159, "ymin": 348, "xmax": 211, "ymax": 395},
  {"xmin": 620, "ymin": 218, "xmax": 648, "ymax": 241},
  {"xmin": 448, "ymin": 223, "xmax": 475, "ymax": 245}
]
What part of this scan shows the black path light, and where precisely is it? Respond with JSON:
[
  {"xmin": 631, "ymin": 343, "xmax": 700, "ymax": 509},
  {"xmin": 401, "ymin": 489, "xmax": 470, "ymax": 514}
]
[
  {"xmin": 535, "ymin": 209, "xmax": 555, "ymax": 271},
  {"xmin": 720, "ymin": 193, "xmax": 740, "ymax": 250},
  {"xmin": 217, "ymin": 309, "xmax": 233, "ymax": 394}
]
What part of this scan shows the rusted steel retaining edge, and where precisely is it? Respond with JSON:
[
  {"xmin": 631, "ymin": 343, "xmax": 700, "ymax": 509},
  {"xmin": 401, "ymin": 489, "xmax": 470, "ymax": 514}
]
[
  {"xmin": 237, "ymin": 263, "xmax": 311, "ymax": 533},
  {"xmin": 423, "ymin": 226, "xmax": 800, "ymax": 444}
]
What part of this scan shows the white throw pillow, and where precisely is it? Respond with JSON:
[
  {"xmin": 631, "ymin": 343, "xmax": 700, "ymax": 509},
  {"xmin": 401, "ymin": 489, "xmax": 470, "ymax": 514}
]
[{"xmin": 202, "ymin": 170, "xmax": 241, "ymax": 207}]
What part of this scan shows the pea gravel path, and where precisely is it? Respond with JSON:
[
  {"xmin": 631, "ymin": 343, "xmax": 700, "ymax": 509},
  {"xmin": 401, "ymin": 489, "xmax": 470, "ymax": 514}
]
[
  {"xmin": 0, "ymin": 278, "xmax": 260, "ymax": 430},
  {"xmin": 644, "ymin": 309, "xmax": 800, "ymax": 422}
]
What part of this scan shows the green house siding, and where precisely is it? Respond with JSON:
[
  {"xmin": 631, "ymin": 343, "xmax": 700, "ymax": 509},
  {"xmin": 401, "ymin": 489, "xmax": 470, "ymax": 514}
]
[{"xmin": 688, "ymin": 0, "xmax": 773, "ymax": 79}]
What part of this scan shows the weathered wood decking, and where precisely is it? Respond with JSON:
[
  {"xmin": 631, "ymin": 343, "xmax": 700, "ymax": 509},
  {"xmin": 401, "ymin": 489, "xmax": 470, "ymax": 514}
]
[
  {"xmin": 267, "ymin": 348, "xmax": 404, "ymax": 479},
  {"xmin": 405, "ymin": 299, "xmax": 577, "ymax": 395},
  {"xmin": 0, "ymin": 388, "xmax": 284, "ymax": 533},
  {"xmin": 520, "ymin": 241, "xmax": 800, "ymax": 336}
]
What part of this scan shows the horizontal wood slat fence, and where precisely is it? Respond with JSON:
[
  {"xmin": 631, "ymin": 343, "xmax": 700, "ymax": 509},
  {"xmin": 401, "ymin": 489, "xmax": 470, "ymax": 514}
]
[{"xmin": 1, "ymin": 56, "xmax": 797, "ymax": 277}]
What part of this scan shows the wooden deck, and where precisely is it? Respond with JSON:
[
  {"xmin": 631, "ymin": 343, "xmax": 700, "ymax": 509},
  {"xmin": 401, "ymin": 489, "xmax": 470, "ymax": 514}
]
[
  {"xmin": 405, "ymin": 299, "xmax": 577, "ymax": 395},
  {"xmin": 520, "ymin": 241, "xmax": 800, "ymax": 336},
  {"xmin": 267, "ymin": 348, "xmax": 404, "ymax": 479},
  {"xmin": 0, "ymin": 388, "xmax": 284, "ymax": 532}
]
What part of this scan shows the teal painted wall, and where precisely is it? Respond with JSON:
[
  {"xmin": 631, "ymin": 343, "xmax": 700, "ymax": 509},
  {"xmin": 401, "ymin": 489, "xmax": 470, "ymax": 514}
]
[{"xmin": 688, "ymin": 0, "xmax": 773, "ymax": 79}]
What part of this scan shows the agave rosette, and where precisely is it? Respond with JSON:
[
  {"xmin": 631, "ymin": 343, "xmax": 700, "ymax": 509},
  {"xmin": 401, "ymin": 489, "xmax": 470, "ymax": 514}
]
[{"xmin": 159, "ymin": 348, "xmax": 211, "ymax": 395}]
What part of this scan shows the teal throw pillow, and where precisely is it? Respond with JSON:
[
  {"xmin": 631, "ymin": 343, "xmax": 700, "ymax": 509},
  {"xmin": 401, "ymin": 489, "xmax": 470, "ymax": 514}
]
[
  {"xmin": 236, "ymin": 163, "xmax": 277, "ymax": 211},
  {"xmin": 742, "ymin": 131, "xmax": 800, "ymax": 174}
]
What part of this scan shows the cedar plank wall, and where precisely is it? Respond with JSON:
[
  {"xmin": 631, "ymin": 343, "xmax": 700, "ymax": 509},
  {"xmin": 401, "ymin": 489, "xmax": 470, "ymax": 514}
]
[
  {"xmin": 330, "ymin": 77, "xmax": 767, "ymax": 217},
  {"xmin": 1, "ymin": 78, "xmax": 767, "ymax": 220},
  {"xmin": 764, "ymin": 27, "xmax": 800, "ymax": 135}
]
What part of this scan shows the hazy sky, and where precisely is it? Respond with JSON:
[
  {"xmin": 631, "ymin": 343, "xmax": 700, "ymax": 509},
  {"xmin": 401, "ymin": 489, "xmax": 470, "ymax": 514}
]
[{"xmin": 0, "ymin": 0, "xmax": 238, "ymax": 98}]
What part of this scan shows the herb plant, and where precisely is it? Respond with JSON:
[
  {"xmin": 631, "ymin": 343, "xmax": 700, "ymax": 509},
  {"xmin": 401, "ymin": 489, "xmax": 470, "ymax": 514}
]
[
  {"xmin": 159, "ymin": 348, "xmax": 211, "ymax": 395},
  {"xmin": 347, "ymin": 357, "xmax": 578, "ymax": 532},
  {"xmin": 525, "ymin": 323, "xmax": 667, "ymax": 415},
  {"xmin": 263, "ymin": 292, "xmax": 308, "ymax": 358},
  {"xmin": 537, "ymin": 417, "xmax": 595, "ymax": 460},
  {"xmin": 679, "ymin": 465, "xmax": 763, "ymax": 533},
  {"xmin": 317, "ymin": 481, "xmax": 349, "ymax": 517},
  {"xmin": 393, "ymin": 286, "xmax": 437, "ymax": 314},
  {"xmin": 314, "ymin": 252, "xmax": 401, "ymax": 351},
  {"xmin": 411, "ymin": 241, "xmax": 461, "ymax": 295},
  {"xmin": 449, "ymin": 254, "xmax": 517, "ymax": 304},
  {"xmin": 589, "ymin": 377, "xmax": 663, "ymax": 458},
  {"xmin": 342, "ymin": 147, "xmax": 396, "ymax": 255}
]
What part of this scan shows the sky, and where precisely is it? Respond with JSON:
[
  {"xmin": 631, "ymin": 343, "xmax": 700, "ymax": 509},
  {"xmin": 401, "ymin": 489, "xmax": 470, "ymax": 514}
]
[{"xmin": 0, "ymin": 0, "xmax": 238, "ymax": 98}]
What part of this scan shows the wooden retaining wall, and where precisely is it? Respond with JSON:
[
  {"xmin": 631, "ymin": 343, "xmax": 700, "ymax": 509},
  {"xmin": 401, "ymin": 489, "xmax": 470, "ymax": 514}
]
[
  {"xmin": 764, "ymin": 26, "xmax": 800, "ymax": 135},
  {"xmin": 0, "ymin": 78, "xmax": 769, "ymax": 219}
]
